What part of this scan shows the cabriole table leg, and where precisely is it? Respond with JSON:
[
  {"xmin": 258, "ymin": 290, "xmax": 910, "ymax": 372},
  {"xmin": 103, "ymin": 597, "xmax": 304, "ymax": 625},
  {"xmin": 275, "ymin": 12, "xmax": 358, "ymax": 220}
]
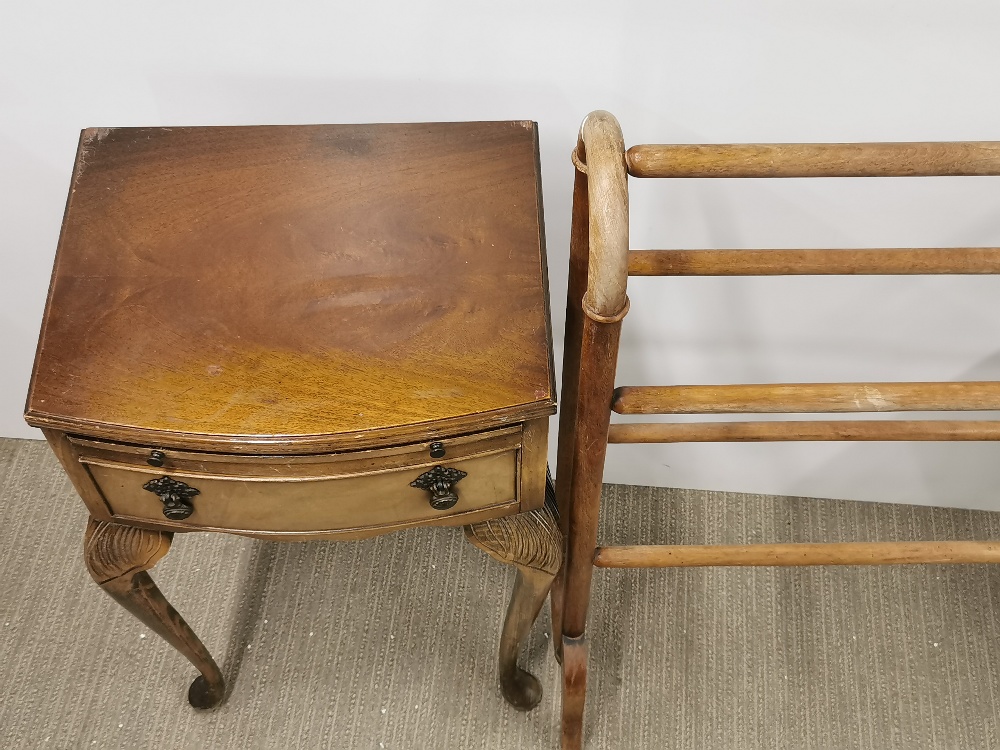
[
  {"xmin": 464, "ymin": 481, "xmax": 562, "ymax": 710},
  {"xmin": 83, "ymin": 518, "xmax": 225, "ymax": 709}
]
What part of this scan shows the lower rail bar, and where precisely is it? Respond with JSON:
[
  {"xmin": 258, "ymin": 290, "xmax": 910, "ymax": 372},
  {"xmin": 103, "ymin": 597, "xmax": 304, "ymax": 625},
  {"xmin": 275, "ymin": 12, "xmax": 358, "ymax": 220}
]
[
  {"xmin": 593, "ymin": 541, "xmax": 1000, "ymax": 568},
  {"xmin": 607, "ymin": 420, "xmax": 1000, "ymax": 443}
]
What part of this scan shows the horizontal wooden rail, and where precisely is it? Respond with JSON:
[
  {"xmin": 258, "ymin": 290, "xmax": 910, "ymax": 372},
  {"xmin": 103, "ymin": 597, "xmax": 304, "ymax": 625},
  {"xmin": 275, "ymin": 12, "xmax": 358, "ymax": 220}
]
[
  {"xmin": 612, "ymin": 382, "xmax": 1000, "ymax": 415},
  {"xmin": 625, "ymin": 142, "xmax": 1000, "ymax": 179},
  {"xmin": 593, "ymin": 541, "xmax": 1000, "ymax": 568},
  {"xmin": 607, "ymin": 420, "xmax": 1000, "ymax": 443},
  {"xmin": 627, "ymin": 248, "xmax": 1000, "ymax": 276}
]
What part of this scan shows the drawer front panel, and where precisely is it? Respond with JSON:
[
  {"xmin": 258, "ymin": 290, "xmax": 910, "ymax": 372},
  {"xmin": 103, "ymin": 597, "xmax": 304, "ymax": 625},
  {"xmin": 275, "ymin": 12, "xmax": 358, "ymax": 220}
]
[{"xmin": 71, "ymin": 428, "xmax": 522, "ymax": 534}]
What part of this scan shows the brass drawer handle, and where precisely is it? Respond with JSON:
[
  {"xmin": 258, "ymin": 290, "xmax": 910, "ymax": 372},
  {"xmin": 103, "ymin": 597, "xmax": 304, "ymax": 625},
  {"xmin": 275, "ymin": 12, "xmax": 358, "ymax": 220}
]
[
  {"xmin": 410, "ymin": 465, "xmax": 467, "ymax": 510},
  {"xmin": 143, "ymin": 476, "xmax": 200, "ymax": 520}
]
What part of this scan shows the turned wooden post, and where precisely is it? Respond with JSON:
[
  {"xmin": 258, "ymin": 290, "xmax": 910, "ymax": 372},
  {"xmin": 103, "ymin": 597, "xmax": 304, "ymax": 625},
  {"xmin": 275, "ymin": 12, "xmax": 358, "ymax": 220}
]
[
  {"xmin": 551, "ymin": 139, "xmax": 594, "ymax": 667},
  {"xmin": 559, "ymin": 110, "xmax": 629, "ymax": 750}
]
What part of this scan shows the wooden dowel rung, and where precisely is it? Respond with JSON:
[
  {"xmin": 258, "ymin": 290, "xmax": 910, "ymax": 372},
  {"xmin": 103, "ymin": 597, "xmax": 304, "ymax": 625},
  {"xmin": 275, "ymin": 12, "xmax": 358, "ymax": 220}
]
[
  {"xmin": 627, "ymin": 248, "xmax": 1000, "ymax": 276},
  {"xmin": 593, "ymin": 541, "xmax": 1000, "ymax": 568},
  {"xmin": 612, "ymin": 382, "xmax": 1000, "ymax": 415},
  {"xmin": 607, "ymin": 420, "xmax": 1000, "ymax": 443},
  {"xmin": 626, "ymin": 142, "xmax": 1000, "ymax": 179}
]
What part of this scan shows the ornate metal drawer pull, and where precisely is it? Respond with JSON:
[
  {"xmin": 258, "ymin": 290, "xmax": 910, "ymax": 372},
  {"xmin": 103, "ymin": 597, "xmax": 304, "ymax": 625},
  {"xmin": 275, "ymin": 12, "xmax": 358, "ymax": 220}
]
[
  {"xmin": 410, "ymin": 465, "xmax": 467, "ymax": 510},
  {"xmin": 143, "ymin": 476, "xmax": 200, "ymax": 520}
]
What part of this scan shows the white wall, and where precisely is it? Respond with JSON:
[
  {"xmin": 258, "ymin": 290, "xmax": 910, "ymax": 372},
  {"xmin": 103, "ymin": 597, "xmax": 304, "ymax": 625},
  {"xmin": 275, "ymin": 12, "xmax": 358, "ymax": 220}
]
[{"xmin": 4, "ymin": 1, "xmax": 1000, "ymax": 508}]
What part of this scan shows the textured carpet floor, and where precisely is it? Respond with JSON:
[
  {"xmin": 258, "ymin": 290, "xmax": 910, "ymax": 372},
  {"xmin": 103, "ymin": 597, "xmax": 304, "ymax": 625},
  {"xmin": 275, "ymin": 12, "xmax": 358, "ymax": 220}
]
[{"xmin": 2, "ymin": 437, "xmax": 1000, "ymax": 749}]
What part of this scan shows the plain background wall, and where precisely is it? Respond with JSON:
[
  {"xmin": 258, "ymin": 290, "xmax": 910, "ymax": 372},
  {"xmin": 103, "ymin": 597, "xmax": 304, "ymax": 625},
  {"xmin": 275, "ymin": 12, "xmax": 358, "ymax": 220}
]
[{"xmin": 4, "ymin": 1, "xmax": 1000, "ymax": 509}]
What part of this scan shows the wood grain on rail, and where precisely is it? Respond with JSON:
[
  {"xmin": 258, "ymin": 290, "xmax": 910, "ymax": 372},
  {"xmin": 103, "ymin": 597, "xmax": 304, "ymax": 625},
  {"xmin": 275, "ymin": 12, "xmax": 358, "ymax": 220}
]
[
  {"xmin": 626, "ymin": 141, "xmax": 1000, "ymax": 178},
  {"xmin": 594, "ymin": 541, "xmax": 1000, "ymax": 568},
  {"xmin": 607, "ymin": 420, "xmax": 1000, "ymax": 443},
  {"xmin": 612, "ymin": 382, "xmax": 1000, "ymax": 415},
  {"xmin": 627, "ymin": 248, "xmax": 1000, "ymax": 276},
  {"xmin": 579, "ymin": 111, "xmax": 629, "ymax": 319}
]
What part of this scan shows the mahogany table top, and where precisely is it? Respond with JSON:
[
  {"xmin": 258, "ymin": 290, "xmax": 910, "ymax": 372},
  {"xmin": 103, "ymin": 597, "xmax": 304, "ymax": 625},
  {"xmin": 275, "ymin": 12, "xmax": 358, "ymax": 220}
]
[{"xmin": 26, "ymin": 122, "xmax": 554, "ymax": 452}]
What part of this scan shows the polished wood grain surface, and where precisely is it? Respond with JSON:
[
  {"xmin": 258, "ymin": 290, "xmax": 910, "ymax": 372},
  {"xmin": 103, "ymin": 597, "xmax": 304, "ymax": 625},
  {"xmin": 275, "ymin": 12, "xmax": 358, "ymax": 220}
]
[{"xmin": 26, "ymin": 122, "xmax": 554, "ymax": 452}]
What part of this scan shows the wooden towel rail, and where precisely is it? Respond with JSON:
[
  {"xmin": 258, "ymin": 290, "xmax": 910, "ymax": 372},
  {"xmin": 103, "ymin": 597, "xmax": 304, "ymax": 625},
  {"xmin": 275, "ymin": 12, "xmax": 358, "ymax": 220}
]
[
  {"xmin": 607, "ymin": 420, "xmax": 1000, "ymax": 443},
  {"xmin": 626, "ymin": 141, "xmax": 1000, "ymax": 178},
  {"xmin": 612, "ymin": 381, "xmax": 1000, "ymax": 415},
  {"xmin": 593, "ymin": 541, "xmax": 1000, "ymax": 568},
  {"xmin": 552, "ymin": 111, "xmax": 1000, "ymax": 750},
  {"xmin": 628, "ymin": 248, "xmax": 1000, "ymax": 276}
]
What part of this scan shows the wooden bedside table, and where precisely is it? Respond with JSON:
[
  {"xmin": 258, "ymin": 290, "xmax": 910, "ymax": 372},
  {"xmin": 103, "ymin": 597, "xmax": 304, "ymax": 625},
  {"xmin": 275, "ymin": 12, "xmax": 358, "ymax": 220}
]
[{"xmin": 25, "ymin": 122, "xmax": 559, "ymax": 712}]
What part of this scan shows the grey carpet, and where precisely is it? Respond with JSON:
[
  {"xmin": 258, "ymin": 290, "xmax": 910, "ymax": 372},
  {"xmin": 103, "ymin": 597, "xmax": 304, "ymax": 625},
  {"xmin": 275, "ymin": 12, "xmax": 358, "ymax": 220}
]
[{"xmin": 2, "ymin": 437, "xmax": 1000, "ymax": 749}]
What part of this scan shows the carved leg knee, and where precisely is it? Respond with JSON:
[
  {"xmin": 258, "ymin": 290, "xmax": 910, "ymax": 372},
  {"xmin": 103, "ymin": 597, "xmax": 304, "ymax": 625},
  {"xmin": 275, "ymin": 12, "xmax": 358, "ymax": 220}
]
[
  {"xmin": 464, "ymin": 491, "xmax": 562, "ymax": 710},
  {"xmin": 84, "ymin": 518, "xmax": 225, "ymax": 708}
]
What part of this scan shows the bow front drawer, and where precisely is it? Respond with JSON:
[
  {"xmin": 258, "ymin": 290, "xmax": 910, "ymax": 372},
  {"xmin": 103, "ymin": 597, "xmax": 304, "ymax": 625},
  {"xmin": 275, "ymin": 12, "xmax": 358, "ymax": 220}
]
[{"xmin": 67, "ymin": 428, "xmax": 525, "ymax": 538}]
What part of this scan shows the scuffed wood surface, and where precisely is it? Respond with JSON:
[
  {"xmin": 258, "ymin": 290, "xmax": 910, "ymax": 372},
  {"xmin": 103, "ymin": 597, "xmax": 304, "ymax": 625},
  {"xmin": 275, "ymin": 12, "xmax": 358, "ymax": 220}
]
[{"xmin": 27, "ymin": 122, "xmax": 554, "ymax": 453}]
